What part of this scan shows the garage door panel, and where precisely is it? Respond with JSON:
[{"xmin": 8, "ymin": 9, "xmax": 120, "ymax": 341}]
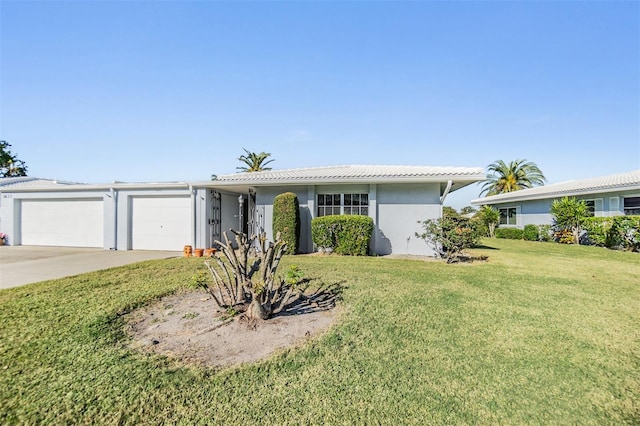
[
  {"xmin": 131, "ymin": 197, "xmax": 191, "ymax": 251},
  {"xmin": 21, "ymin": 200, "xmax": 104, "ymax": 248}
]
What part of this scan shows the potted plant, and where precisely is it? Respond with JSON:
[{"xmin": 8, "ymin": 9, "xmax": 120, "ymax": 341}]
[{"xmin": 0, "ymin": 233, "xmax": 7, "ymax": 246}]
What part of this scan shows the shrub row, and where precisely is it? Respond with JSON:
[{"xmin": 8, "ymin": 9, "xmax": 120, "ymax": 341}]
[
  {"xmin": 495, "ymin": 224, "xmax": 554, "ymax": 242},
  {"xmin": 494, "ymin": 216, "xmax": 639, "ymax": 251},
  {"xmin": 583, "ymin": 216, "xmax": 640, "ymax": 251},
  {"xmin": 311, "ymin": 215, "xmax": 374, "ymax": 256}
]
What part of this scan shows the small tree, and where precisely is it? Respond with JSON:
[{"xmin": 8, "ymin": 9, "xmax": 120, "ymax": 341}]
[
  {"xmin": 477, "ymin": 205, "xmax": 500, "ymax": 238},
  {"xmin": 416, "ymin": 216, "xmax": 481, "ymax": 263},
  {"xmin": 460, "ymin": 206, "xmax": 477, "ymax": 216},
  {"xmin": 0, "ymin": 141, "xmax": 28, "ymax": 177},
  {"xmin": 551, "ymin": 197, "xmax": 589, "ymax": 244},
  {"xmin": 442, "ymin": 206, "xmax": 460, "ymax": 218},
  {"xmin": 273, "ymin": 192, "xmax": 300, "ymax": 255}
]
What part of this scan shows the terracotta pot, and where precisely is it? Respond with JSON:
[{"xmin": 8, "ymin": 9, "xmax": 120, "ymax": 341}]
[
  {"xmin": 183, "ymin": 245, "xmax": 193, "ymax": 257},
  {"xmin": 204, "ymin": 248, "xmax": 216, "ymax": 257},
  {"xmin": 194, "ymin": 248, "xmax": 204, "ymax": 257}
]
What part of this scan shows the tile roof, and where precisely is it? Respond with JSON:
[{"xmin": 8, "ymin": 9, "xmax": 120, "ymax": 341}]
[
  {"xmin": 214, "ymin": 165, "xmax": 485, "ymax": 184},
  {"xmin": 0, "ymin": 177, "xmax": 79, "ymax": 189},
  {"xmin": 472, "ymin": 170, "xmax": 640, "ymax": 205}
]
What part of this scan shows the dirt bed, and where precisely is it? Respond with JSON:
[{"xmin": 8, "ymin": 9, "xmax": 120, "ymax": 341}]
[{"xmin": 125, "ymin": 290, "xmax": 340, "ymax": 369}]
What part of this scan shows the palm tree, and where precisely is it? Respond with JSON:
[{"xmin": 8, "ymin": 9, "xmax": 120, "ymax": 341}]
[
  {"xmin": 480, "ymin": 159, "xmax": 546, "ymax": 196},
  {"xmin": 236, "ymin": 148, "xmax": 275, "ymax": 172}
]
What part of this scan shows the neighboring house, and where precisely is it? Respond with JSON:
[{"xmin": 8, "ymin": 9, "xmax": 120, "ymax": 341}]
[
  {"xmin": 0, "ymin": 165, "xmax": 484, "ymax": 255},
  {"xmin": 471, "ymin": 170, "xmax": 640, "ymax": 228}
]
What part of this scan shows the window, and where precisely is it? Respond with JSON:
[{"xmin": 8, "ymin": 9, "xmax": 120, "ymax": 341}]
[
  {"xmin": 610, "ymin": 197, "xmax": 620, "ymax": 214},
  {"xmin": 623, "ymin": 197, "xmax": 640, "ymax": 216},
  {"xmin": 584, "ymin": 199, "xmax": 603, "ymax": 217},
  {"xmin": 585, "ymin": 200, "xmax": 595, "ymax": 217},
  {"xmin": 317, "ymin": 193, "xmax": 369, "ymax": 217},
  {"xmin": 344, "ymin": 193, "xmax": 369, "ymax": 215},
  {"xmin": 499, "ymin": 207, "xmax": 517, "ymax": 225},
  {"xmin": 317, "ymin": 194, "xmax": 341, "ymax": 217}
]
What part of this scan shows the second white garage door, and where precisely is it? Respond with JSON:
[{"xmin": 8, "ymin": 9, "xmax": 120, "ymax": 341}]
[{"xmin": 131, "ymin": 196, "xmax": 191, "ymax": 251}]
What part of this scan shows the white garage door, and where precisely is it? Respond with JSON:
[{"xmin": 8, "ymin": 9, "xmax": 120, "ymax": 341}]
[
  {"xmin": 131, "ymin": 197, "xmax": 191, "ymax": 251},
  {"xmin": 21, "ymin": 199, "xmax": 104, "ymax": 247}
]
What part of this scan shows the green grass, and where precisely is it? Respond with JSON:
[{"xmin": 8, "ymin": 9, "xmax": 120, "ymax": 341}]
[{"xmin": 1, "ymin": 239, "xmax": 639, "ymax": 424}]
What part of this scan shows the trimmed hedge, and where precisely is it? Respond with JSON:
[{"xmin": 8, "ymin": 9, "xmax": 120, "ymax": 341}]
[
  {"xmin": 311, "ymin": 215, "xmax": 374, "ymax": 256},
  {"xmin": 495, "ymin": 228, "xmax": 524, "ymax": 240},
  {"xmin": 272, "ymin": 192, "xmax": 300, "ymax": 254},
  {"xmin": 523, "ymin": 224, "xmax": 539, "ymax": 241}
]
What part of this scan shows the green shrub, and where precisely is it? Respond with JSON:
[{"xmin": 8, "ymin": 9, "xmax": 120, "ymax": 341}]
[
  {"xmin": 537, "ymin": 225, "xmax": 554, "ymax": 242},
  {"xmin": 311, "ymin": 216, "xmax": 335, "ymax": 249},
  {"xmin": 416, "ymin": 215, "xmax": 481, "ymax": 263},
  {"xmin": 582, "ymin": 217, "xmax": 613, "ymax": 247},
  {"xmin": 608, "ymin": 215, "xmax": 640, "ymax": 252},
  {"xmin": 523, "ymin": 224, "xmax": 539, "ymax": 241},
  {"xmin": 311, "ymin": 215, "xmax": 374, "ymax": 256},
  {"xmin": 495, "ymin": 227, "xmax": 524, "ymax": 240},
  {"xmin": 273, "ymin": 192, "xmax": 300, "ymax": 254}
]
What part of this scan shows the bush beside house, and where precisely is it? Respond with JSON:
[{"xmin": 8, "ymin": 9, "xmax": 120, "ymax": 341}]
[
  {"xmin": 272, "ymin": 192, "xmax": 300, "ymax": 255},
  {"xmin": 311, "ymin": 215, "xmax": 374, "ymax": 256},
  {"xmin": 495, "ymin": 228, "xmax": 524, "ymax": 240},
  {"xmin": 523, "ymin": 224, "xmax": 539, "ymax": 241}
]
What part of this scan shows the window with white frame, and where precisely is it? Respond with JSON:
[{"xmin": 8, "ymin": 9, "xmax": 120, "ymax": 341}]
[
  {"xmin": 499, "ymin": 207, "xmax": 518, "ymax": 225},
  {"xmin": 317, "ymin": 193, "xmax": 369, "ymax": 217},
  {"xmin": 584, "ymin": 199, "xmax": 603, "ymax": 217},
  {"xmin": 585, "ymin": 200, "xmax": 596, "ymax": 217},
  {"xmin": 623, "ymin": 197, "xmax": 640, "ymax": 215}
]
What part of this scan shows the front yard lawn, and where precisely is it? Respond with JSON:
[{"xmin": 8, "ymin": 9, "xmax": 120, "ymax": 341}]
[{"xmin": 1, "ymin": 239, "xmax": 638, "ymax": 424}]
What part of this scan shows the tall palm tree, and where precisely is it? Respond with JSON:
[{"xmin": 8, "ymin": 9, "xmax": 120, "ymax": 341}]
[
  {"xmin": 480, "ymin": 159, "xmax": 546, "ymax": 196},
  {"xmin": 236, "ymin": 148, "xmax": 275, "ymax": 172}
]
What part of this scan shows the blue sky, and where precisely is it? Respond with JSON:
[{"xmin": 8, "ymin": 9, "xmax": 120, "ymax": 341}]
[{"xmin": 1, "ymin": 1, "xmax": 638, "ymax": 209}]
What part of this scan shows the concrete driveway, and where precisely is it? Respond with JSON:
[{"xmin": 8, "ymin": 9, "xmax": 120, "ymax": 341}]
[{"xmin": 0, "ymin": 246, "xmax": 181, "ymax": 289}]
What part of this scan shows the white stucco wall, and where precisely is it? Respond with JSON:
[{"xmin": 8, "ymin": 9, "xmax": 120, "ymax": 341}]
[{"xmin": 375, "ymin": 183, "xmax": 441, "ymax": 255}]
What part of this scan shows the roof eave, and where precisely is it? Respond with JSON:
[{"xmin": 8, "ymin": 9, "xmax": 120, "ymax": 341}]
[
  {"xmin": 208, "ymin": 174, "xmax": 486, "ymax": 188},
  {"xmin": 471, "ymin": 183, "xmax": 640, "ymax": 205}
]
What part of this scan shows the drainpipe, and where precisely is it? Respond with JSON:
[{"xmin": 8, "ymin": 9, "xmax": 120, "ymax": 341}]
[
  {"xmin": 189, "ymin": 184, "xmax": 196, "ymax": 248},
  {"xmin": 111, "ymin": 187, "xmax": 118, "ymax": 250},
  {"xmin": 439, "ymin": 180, "xmax": 453, "ymax": 204}
]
